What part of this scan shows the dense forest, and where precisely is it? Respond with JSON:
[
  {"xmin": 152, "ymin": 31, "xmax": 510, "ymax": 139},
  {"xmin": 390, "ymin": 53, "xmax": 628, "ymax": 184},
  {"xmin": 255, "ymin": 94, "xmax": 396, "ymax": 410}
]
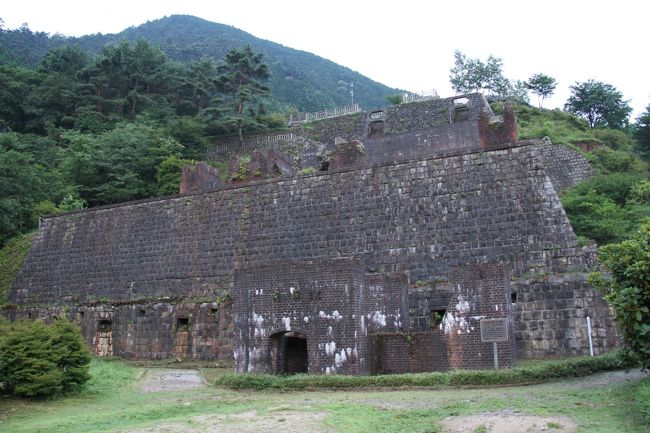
[{"xmin": 0, "ymin": 15, "xmax": 398, "ymax": 111}]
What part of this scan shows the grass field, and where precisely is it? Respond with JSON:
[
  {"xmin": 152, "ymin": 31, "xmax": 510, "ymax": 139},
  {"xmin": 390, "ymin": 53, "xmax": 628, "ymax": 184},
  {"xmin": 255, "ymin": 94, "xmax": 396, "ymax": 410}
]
[{"xmin": 0, "ymin": 358, "xmax": 648, "ymax": 433}]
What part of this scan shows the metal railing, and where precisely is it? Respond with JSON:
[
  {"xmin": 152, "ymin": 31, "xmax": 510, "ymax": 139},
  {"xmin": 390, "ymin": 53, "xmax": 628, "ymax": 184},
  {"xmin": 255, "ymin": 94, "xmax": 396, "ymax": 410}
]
[
  {"xmin": 207, "ymin": 133, "xmax": 298, "ymax": 160},
  {"xmin": 288, "ymin": 103, "xmax": 361, "ymax": 125},
  {"xmin": 402, "ymin": 89, "xmax": 439, "ymax": 104}
]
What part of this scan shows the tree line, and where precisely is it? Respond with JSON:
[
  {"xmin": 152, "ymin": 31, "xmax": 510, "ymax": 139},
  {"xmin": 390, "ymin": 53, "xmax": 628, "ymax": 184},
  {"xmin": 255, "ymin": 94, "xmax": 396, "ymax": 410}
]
[
  {"xmin": 447, "ymin": 50, "xmax": 641, "ymax": 132},
  {"xmin": 0, "ymin": 40, "xmax": 275, "ymax": 246}
]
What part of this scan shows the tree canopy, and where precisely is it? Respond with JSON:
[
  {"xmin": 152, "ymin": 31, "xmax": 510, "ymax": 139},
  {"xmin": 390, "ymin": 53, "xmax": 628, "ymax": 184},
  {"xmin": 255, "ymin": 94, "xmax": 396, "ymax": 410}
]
[
  {"xmin": 634, "ymin": 104, "xmax": 650, "ymax": 160},
  {"xmin": 525, "ymin": 73, "xmax": 556, "ymax": 108},
  {"xmin": 564, "ymin": 80, "xmax": 632, "ymax": 129},
  {"xmin": 449, "ymin": 50, "xmax": 510, "ymax": 96},
  {"xmin": 210, "ymin": 45, "xmax": 271, "ymax": 143}
]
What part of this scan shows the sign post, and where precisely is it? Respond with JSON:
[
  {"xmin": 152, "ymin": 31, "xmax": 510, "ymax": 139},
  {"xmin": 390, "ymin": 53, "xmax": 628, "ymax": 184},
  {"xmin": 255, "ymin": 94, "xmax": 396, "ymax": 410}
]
[{"xmin": 480, "ymin": 318, "xmax": 509, "ymax": 369}]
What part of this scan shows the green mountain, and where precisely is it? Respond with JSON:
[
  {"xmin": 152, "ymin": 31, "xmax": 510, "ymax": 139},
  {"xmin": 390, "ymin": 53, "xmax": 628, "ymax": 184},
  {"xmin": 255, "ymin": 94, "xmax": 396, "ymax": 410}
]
[{"xmin": 0, "ymin": 15, "xmax": 399, "ymax": 111}]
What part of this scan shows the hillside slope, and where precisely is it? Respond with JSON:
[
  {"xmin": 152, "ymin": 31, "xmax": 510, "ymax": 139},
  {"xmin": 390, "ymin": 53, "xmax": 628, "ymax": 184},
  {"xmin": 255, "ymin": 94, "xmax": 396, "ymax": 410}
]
[{"xmin": 0, "ymin": 15, "xmax": 399, "ymax": 111}]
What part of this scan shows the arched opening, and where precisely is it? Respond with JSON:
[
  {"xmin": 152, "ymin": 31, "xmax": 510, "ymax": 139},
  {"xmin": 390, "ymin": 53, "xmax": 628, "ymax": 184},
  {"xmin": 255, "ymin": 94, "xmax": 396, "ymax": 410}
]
[{"xmin": 270, "ymin": 331, "xmax": 308, "ymax": 374}]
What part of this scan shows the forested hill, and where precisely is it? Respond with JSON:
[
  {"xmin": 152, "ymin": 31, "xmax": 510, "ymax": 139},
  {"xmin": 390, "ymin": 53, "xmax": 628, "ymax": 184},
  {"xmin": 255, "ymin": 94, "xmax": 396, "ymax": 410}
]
[{"xmin": 0, "ymin": 15, "xmax": 398, "ymax": 111}]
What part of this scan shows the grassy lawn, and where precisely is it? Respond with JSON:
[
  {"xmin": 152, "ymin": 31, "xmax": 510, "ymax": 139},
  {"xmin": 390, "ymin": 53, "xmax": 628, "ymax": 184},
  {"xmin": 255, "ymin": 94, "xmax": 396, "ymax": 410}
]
[{"xmin": 0, "ymin": 358, "xmax": 648, "ymax": 433}]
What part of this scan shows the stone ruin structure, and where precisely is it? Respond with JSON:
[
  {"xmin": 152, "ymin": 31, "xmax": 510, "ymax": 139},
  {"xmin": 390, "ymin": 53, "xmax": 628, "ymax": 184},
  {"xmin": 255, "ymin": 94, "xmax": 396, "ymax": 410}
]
[{"xmin": 5, "ymin": 93, "xmax": 619, "ymax": 374}]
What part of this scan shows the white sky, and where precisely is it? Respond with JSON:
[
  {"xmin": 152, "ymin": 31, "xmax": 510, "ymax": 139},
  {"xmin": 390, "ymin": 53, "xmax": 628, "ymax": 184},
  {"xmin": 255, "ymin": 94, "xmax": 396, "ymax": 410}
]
[{"xmin": 2, "ymin": 0, "xmax": 648, "ymax": 117}]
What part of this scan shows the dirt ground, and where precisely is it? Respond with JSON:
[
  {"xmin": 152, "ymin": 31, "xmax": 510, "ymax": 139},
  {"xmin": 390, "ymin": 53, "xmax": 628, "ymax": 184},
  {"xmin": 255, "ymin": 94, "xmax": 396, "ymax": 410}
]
[
  {"xmin": 126, "ymin": 410, "xmax": 334, "ymax": 433},
  {"xmin": 139, "ymin": 369, "xmax": 205, "ymax": 393},
  {"xmin": 440, "ymin": 412, "xmax": 577, "ymax": 433},
  {"xmin": 127, "ymin": 368, "xmax": 646, "ymax": 433}
]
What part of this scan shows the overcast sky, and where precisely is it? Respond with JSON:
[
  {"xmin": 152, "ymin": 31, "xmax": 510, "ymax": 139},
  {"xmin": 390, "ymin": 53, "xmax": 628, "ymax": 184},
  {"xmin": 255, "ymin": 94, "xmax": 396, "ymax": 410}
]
[{"xmin": 2, "ymin": 0, "xmax": 648, "ymax": 117}]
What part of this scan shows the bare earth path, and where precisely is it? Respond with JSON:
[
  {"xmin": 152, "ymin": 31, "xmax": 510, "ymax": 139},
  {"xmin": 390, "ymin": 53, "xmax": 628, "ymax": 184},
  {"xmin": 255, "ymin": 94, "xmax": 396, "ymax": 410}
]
[{"xmin": 139, "ymin": 369, "xmax": 205, "ymax": 393}]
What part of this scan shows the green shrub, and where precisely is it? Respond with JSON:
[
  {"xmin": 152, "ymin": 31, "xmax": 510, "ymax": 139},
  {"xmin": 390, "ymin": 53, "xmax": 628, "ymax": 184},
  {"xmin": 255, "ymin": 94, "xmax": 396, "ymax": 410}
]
[
  {"xmin": 214, "ymin": 351, "xmax": 631, "ymax": 390},
  {"xmin": 591, "ymin": 128, "xmax": 634, "ymax": 151},
  {"xmin": 587, "ymin": 147, "xmax": 646, "ymax": 174},
  {"xmin": 568, "ymin": 173, "xmax": 644, "ymax": 207},
  {"xmin": 0, "ymin": 318, "xmax": 91, "ymax": 398},
  {"xmin": 629, "ymin": 180, "xmax": 650, "ymax": 204},
  {"xmin": 591, "ymin": 222, "xmax": 650, "ymax": 369},
  {"xmin": 561, "ymin": 189, "xmax": 632, "ymax": 245}
]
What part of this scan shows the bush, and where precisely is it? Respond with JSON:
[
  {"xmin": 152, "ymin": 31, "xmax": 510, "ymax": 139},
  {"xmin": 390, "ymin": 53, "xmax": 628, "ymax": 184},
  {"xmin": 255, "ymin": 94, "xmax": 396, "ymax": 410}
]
[
  {"xmin": 214, "ymin": 351, "xmax": 632, "ymax": 390},
  {"xmin": 568, "ymin": 173, "xmax": 645, "ymax": 207},
  {"xmin": 587, "ymin": 147, "xmax": 645, "ymax": 174},
  {"xmin": 591, "ymin": 128, "xmax": 634, "ymax": 151},
  {"xmin": 561, "ymin": 189, "xmax": 632, "ymax": 245},
  {"xmin": 0, "ymin": 318, "xmax": 91, "ymax": 397},
  {"xmin": 591, "ymin": 222, "xmax": 650, "ymax": 369}
]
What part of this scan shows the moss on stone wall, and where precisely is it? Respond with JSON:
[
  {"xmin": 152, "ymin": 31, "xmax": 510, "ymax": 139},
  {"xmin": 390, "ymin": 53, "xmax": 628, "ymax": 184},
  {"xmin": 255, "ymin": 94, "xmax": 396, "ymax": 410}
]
[{"xmin": 0, "ymin": 232, "xmax": 34, "ymax": 305}]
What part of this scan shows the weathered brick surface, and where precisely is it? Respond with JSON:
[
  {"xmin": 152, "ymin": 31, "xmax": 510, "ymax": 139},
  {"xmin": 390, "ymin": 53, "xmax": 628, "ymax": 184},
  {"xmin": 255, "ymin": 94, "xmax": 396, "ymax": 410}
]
[
  {"xmin": 233, "ymin": 258, "xmax": 408, "ymax": 374},
  {"xmin": 9, "ymin": 137, "xmax": 613, "ymax": 363},
  {"xmin": 12, "ymin": 143, "xmax": 580, "ymax": 307},
  {"xmin": 4, "ymin": 300, "xmax": 234, "ymax": 360},
  {"xmin": 373, "ymin": 332, "xmax": 449, "ymax": 373},
  {"xmin": 376, "ymin": 263, "xmax": 514, "ymax": 372}
]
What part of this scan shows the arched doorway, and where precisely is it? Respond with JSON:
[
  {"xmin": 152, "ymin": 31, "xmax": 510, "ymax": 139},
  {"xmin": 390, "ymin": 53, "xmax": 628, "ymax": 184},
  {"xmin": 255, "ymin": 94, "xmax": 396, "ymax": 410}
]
[{"xmin": 270, "ymin": 331, "xmax": 308, "ymax": 373}]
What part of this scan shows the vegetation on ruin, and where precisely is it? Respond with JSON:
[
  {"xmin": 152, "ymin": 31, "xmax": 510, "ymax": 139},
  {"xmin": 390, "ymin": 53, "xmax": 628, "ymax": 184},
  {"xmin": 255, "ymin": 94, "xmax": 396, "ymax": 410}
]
[
  {"xmin": 0, "ymin": 231, "xmax": 33, "ymax": 304},
  {"xmin": 0, "ymin": 356, "xmax": 648, "ymax": 432},
  {"xmin": 492, "ymin": 102, "xmax": 650, "ymax": 246}
]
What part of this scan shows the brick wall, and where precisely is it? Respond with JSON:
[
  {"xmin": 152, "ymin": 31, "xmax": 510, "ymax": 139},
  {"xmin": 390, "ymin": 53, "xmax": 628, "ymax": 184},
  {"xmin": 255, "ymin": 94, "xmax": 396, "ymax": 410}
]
[
  {"xmin": 233, "ymin": 258, "xmax": 407, "ymax": 374},
  {"xmin": 376, "ymin": 263, "xmax": 515, "ymax": 371}
]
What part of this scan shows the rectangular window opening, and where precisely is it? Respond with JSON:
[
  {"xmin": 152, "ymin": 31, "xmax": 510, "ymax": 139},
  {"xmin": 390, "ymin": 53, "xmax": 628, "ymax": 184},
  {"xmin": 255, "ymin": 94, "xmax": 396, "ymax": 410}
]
[
  {"xmin": 98, "ymin": 319, "xmax": 112, "ymax": 332},
  {"xmin": 431, "ymin": 308, "xmax": 446, "ymax": 326},
  {"xmin": 176, "ymin": 317, "xmax": 190, "ymax": 332}
]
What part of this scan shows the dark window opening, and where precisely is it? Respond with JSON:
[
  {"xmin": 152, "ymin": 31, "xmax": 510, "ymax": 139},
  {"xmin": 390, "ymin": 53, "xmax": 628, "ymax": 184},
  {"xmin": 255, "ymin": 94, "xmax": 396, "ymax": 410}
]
[
  {"xmin": 176, "ymin": 317, "xmax": 190, "ymax": 332},
  {"xmin": 98, "ymin": 319, "xmax": 112, "ymax": 332},
  {"xmin": 210, "ymin": 307, "xmax": 219, "ymax": 315},
  {"xmin": 77, "ymin": 311, "xmax": 84, "ymax": 321},
  {"xmin": 369, "ymin": 120, "xmax": 384, "ymax": 138},
  {"xmin": 138, "ymin": 309, "xmax": 146, "ymax": 317},
  {"xmin": 511, "ymin": 292, "xmax": 517, "ymax": 303},
  {"xmin": 320, "ymin": 160, "xmax": 329, "ymax": 172},
  {"xmin": 431, "ymin": 308, "xmax": 446, "ymax": 327},
  {"xmin": 27, "ymin": 312, "xmax": 33, "ymax": 319}
]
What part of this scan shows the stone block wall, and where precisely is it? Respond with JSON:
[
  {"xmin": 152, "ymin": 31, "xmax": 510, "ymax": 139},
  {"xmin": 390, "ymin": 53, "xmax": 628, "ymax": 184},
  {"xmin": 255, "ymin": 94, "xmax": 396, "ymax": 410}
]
[
  {"xmin": 12, "ymin": 143, "xmax": 582, "ymax": 307},
  {"xmin": 4, "ymin": 300, "xmax": 234, "ymax": 361},
  {"xmin": 512, "ymin": 273, "xmax": 619, "ymax": 358},
  {"xmin": 534, "ymin": 138, "xmax": 593, "ymax": 192},
  {"xmin": 10, "ymin": 140, "xmax": 609, "ymax": 362}
]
